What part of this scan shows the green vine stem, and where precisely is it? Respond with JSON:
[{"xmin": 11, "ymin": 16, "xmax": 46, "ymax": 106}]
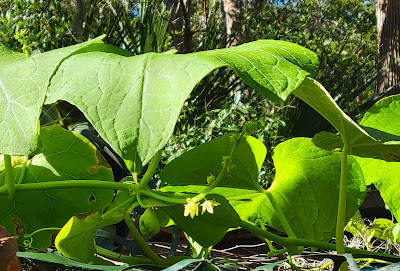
[
  {"xmin": 260, "ymin": 224, "xmax": 288, "ymax": 257},
  {"xmin": 101, "ymin": 199, "xmax": 139, "ymax": 219},
  {"xmin": 23, "ymin": 228, "xmax": 61, "ymax": 248},
  {"xmin": 336, "ymin": 142, "xmax": 349, "ymax": 254},
  {"xmin": 240, "ymin": 220, "xmax": 400, "ymax": 260},
  {"xmin": 123, "ymin": 213, "xmax": 163, "ymax": 265},
  {"xmin": 138, "ymin": 150, "xmax": 162, "ymax": 189},
  {"xmin": 263, "ymin": 190, "xmax": 297, "ymax": 239},
  {"xmin": 136, "ymin": 189, "xmax": 187, "ymax": 207},
  {"xmin": 4, "ymin": 154, "xmax": 15, "ymax": 200},
  {"xmin": 192, "ymin": 132, "xmax": 245, "ymax": 202},
  {"xmin": 0, "ymin": 180, "xmax": 138, "ymax": 196},
  {"xmin": 357, "ymin": 258, "xmax": 390, "ymax": 269},
  {"xmin": 337, "ymin": 141, "xmax": 349, "ymax": 271},
  {"xmin": 17, "ymin": 155, "xmax": 29, "ymax": 184}
]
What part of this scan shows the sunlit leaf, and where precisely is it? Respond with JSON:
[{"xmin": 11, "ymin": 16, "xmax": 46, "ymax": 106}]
[
  {"xmin": 55, "ymin": 212, "xmax": 121, "ymax": 264},
  {"xmin": 0, "ymin": 36, "xmax": 105, "ymax": 155},
  {"xmin": 43, "ymin": 40, "xmax": 318, "ymax": 172},
  {"xmin": 161, "ymin": 137, "xmax": 366, "ymax": 241}
]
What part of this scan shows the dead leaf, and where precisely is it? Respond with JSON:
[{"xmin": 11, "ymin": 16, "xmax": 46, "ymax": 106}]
[{"xmin": 0, "ymin": 225, "xmax": 21, "ymax": 271}]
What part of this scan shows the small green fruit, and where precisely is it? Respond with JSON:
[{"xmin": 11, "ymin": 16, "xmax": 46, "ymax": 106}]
[{"xmin": 139, "ymin": 208, "xmax": 160, "ymax": 236}]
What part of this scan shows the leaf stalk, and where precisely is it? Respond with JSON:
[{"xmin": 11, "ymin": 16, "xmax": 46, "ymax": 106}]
[
  {"xmin": 123, "ymin": 213, "xmax": 164, "ymax": 265},
  {"xmin": 138, "ymin": 150, "xmax": 162, "ymax": 190},
  {"xmin": 0, "ymin": 180, "xmax": 138, "ymax": 196},
  {"xmin": 336, "ymin": 141, "xmax": 349, "ymax": 271},
  {"xmin": 336, "ymin": 143, "xmax": 349, "ymax": 255},
  {"xmin": 193, "ymin": 132, "xmax": 245, "ymax": 202},
  {"xmin": 4, "ymin": 154, "xmax": 15, "ymax": 200}
]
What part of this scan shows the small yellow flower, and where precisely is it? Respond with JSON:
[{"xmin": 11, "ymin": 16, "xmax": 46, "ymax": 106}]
[
  {"xmin": 184, "ymin": 198, "xmax": 199, "ymax": 218},
  {"xmin": 201, "ymin": 200, "xmax": 220, "ymax": 215}
]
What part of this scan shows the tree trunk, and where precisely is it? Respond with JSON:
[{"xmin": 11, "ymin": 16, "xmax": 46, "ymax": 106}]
[
  {"xmin": 376, "ymin": 0, "xmax": 400, "ymax": 95},
  {"xmin": 221, "ymin": 0, "xmax": 238, "ymax": 37},
  {"xmin": 68, "ymin": 0, "xmax": 89, "ymax": 41},
  {"xmin": 180, "ymin": 0, "xmax": 193, "ymax": 53}
]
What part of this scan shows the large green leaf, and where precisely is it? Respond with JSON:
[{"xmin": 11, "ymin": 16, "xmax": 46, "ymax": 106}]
[
  {"xmin": 161, "ymin": 137, "xmax": 366, "ymax": 241},
  {"xmin": 301, "ymin": 83, "xmax": 400, "ymax": 224},
  {"xmin": 43, "ymin": 40, "xmax": 318, "ymax": 172},
  {"xmin": 0, "ymin": 36, "xmax": 105, "ymax": 155},
  {"xmin": 349, "ymin": 95, "xmax": 400, "ymax": 221},
  {"xmin": 0, "ymin": 126, "xmax": 114, "ymax": 249},
  {"xmin": 360, "ymin": 95, "xmax": 400, "ymax": 140},
  {"xmin": 161, "ymin": 134, "xmax": 266, "ymax": 189},
  {"xmin": 240, "ymin": 138, "xmax": 366, "ymax": 241}
]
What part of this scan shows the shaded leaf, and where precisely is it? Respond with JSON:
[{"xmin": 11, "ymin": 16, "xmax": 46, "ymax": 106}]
[
  {"xmin": 0, "ymin": 126, "xmax": 114, "ymax": 249},
  {"xmin": 161, "ymin": 134, "xmax": 266, "ymax": 190},
  {"xmin": 159, "ymin": 194, "xmax": 241, "ymax": 248},
  {"xmin": 352, "ymin": 157, "xmax": 400, "ymax": 221}
]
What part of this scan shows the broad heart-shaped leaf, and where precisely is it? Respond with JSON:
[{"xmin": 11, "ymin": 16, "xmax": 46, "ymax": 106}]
[
  {"xmin": 55, "ymin": 212, "xmax": 121, "ymax": 264},
  {"xmin": 0, "ymin": 35, "xmax": 105, "ymax": 155},
  {"xmin": 161, "ymin": 137, "xmax": 366, "ymax": 241},
  {"xmin": 161, "ymin": 134, "xmax": 267, "ymax": 189},
  {"xmin": 345, "ymin": 95, "xmax": 400, "ymax": 222},
  {"xmin": 44, "ymin": 40, "xmax": 318, "ymax": 172},
  {"xmin": 296, "ymin": 78, "xmax": 400, "ymax": 161},
  {"xmin": 0, "ymin": 126, "xmax": 114, "ymax": 249},
  {"xmin": 244, "ymin": 138, "xmax": 366, "ymax": 241},
  {"xmin": 159, "ymin": 194, "xmax": 241, "ymax": 248},
  {"xmin": 360, "ymin": 94, "xmax": 400, "ymax": 140}
]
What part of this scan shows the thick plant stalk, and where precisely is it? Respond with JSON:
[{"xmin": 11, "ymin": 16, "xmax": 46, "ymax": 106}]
[
  {"xmin": 17, "ymin": 156, "xmax": 29, "ymax": 184},
  {"xmin": 138, "ymin": 151, "xmax": 162, "ymax": 189},
  {"xmin": 336, "ymin": 142, "xmax": 349, "ymax": 270},
  {"xmin": 264, "ymin": 190, "xmax": 297, "ymax": 239},
  {"xmin": 4, "ymin": 154, "xmax": 15, "ymax": 200},
  {"xmin": 0, "ymin": 180, "xmax": 138, "ymax": 196},
  {"xmin": 336, "ymin": 144, "xmax": 348, "ymax": 253},
  {"xmin": 123, "ymin": 213, "xmax": 163, "ymax": 265},
  {"xmin": 193, "ymin": 132, "xmax": 244, "ymax": 202}
]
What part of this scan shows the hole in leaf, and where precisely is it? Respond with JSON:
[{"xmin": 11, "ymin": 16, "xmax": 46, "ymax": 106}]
[
  {"xmin": 89, "ymin": 195, "xmax": 96, "ymax": 203},
  {"xmin": 10, "ymin": 219, "xmax": 25, "ymax": 235},
  {"xmin": 10, "ymin": 219, "xmax": 20, "ymax": 226},
  {"xmin": 15, "ymin": 225, "xmax": 25, "ymax": 235}
]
